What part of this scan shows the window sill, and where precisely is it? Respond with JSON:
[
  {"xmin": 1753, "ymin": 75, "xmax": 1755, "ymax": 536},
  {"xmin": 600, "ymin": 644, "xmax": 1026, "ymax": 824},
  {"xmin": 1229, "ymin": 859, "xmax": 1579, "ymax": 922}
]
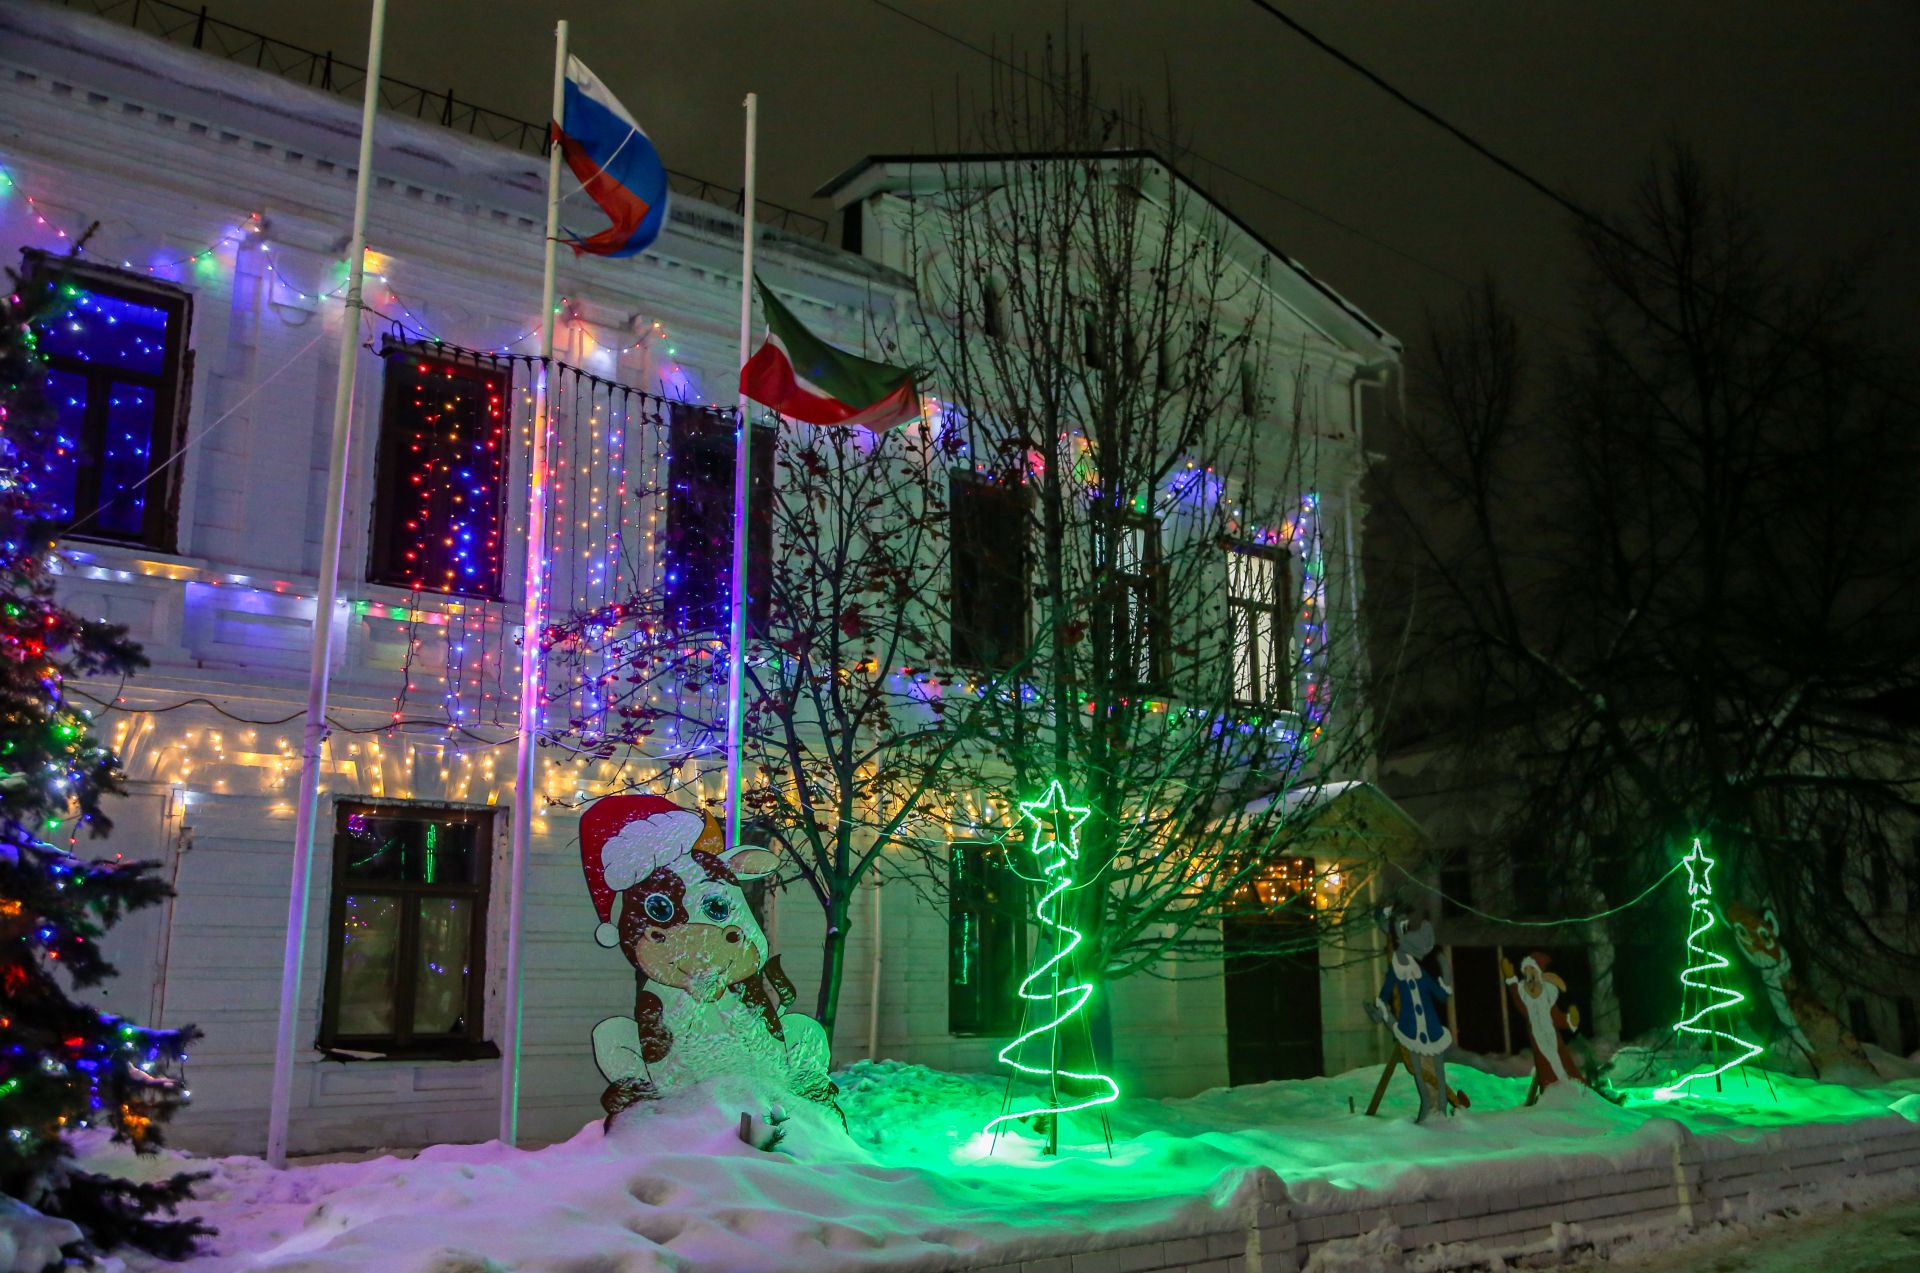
[{"xmin": 318, "ymin": 1041, "xmax": 501, "ymax": 1064}]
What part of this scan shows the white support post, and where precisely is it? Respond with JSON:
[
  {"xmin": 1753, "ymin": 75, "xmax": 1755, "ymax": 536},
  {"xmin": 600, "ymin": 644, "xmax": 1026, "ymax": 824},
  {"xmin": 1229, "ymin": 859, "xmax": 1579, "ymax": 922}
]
[
  {"xmin": 266, "ymin": 0, "xmax": 389, "ymax": 1170},
  {"xmin": 497, "ymin": 18, "xmax": 569, "ymax": 1149},
  {"xmin": 725, "ymin": 93, "xmax": 759, "ymax": 851}
]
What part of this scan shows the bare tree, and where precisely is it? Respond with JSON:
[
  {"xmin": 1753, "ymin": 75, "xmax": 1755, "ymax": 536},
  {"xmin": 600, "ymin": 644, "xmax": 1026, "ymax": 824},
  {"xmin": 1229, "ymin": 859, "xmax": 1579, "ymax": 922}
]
[
  {"xmin": 1384, "ymin": 145, "xmax": 1920, "ymax": 1028},
  {"xmin": 890, "ymin": 46, "xmax": 1381, "ymax": 1023}
]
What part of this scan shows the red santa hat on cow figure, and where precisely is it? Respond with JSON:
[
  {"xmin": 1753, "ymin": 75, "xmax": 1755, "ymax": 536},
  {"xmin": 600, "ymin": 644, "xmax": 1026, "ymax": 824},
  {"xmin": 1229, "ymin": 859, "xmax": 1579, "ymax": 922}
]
[{"xmin": 579, "ymin": 794, "xmax": 721, "ymax": 948}]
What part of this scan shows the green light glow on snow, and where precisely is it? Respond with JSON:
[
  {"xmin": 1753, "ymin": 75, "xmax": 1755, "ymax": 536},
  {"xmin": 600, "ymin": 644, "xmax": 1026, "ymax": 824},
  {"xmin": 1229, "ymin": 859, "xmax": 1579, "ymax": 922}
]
[
  {"xmin": 1653, "ymin": 836, "xmax": 1765, "ymax": 1100},
  {"xmin": 983, "ymin": 779, "xmax": 1120, "ymax": 1143}
]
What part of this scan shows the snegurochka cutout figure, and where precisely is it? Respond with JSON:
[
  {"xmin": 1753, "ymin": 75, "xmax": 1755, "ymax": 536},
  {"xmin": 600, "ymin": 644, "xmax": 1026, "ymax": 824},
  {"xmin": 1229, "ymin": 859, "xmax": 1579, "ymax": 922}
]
[{"xmin": 1503, "ymin": 952, "xmax": 1585, "ymax": 1096}]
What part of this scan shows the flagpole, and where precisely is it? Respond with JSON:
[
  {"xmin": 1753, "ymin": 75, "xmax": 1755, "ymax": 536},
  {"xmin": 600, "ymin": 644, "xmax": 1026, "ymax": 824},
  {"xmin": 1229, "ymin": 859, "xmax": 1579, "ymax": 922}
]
[
  {"xmin": 725, "ymin": 93, "xmax": 758, "ymax": 851},
  {"xmin": 266, "ymin": 0, "xmax": 388, "ymax": 1170},
  {"xmin": 498, "ymin": 16, "xmax": 568, "ymax": 1148}
]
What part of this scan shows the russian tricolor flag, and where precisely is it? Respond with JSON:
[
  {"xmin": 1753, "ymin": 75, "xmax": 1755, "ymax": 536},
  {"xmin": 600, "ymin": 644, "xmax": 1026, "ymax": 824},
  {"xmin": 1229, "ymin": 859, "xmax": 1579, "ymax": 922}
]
[{"xmin": 550, "ymin": 55, "xmax": 669, "ymax": 258}]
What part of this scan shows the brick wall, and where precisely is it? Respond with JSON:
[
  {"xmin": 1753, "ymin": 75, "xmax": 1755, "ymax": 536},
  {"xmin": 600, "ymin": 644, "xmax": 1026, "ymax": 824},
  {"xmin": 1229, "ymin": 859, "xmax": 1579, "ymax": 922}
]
[{"xmin": 968, "ymin": 1111, "xmax": 1920, "ymax": 1273}]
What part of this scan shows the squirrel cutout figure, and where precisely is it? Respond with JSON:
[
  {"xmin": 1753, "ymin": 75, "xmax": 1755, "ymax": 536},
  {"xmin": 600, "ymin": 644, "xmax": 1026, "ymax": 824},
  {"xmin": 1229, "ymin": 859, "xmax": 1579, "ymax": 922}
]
[
  {"xmin": 1502, "ymin": 953, "xmax": 1585, "ymax": 1097},
  {"xmin": 578, "ymin": 795, "xmax": 838, "ymax": 1126},
  {"xmin": 1723, "ymin": 901, "xmax": 1871, "ymax": 1079}
]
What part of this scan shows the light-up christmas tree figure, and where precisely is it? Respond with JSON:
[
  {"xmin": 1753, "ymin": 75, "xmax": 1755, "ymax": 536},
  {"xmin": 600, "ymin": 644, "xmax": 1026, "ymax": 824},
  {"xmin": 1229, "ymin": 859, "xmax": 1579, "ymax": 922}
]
[
  {"xmin": 1654, "ymin": 837, "xmax": 1765, "ymax": 1099},
  {"xmin": 984, "ymin": 779, "xmax": 1119, "ymax": 1153}
]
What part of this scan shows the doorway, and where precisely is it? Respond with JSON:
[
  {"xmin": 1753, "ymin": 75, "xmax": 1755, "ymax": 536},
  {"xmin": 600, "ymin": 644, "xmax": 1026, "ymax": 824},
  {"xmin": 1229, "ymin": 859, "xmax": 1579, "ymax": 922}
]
[{"xmin": 1223, "ymin": 911, "xmax": 1324, "ymax": 1084}]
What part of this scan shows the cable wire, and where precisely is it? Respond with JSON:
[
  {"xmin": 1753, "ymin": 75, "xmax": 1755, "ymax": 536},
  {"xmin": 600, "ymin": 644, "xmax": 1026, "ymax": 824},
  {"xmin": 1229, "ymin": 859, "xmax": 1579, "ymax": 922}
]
[
  {"xmin": 1390, "ymin": 857, "xmax": 1683, "ymax": 927},
  {"xmin": 1241, "ymin": 0, "xmax": 1920, "ymax": 412}
]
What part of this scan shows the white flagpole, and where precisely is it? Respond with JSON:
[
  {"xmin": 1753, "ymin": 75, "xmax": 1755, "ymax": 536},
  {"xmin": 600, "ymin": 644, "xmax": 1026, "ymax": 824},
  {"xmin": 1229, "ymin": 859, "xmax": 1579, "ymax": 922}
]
[
  {"xmin": 266, "ymin": 0, "xmax": 389, "ymax": 1170},
  {"xmin": 499, "ymin": 17, "xmax": 569, "ymax": 1148},
  {"xmin": 725, "ymin": 93, "xmax": 758, "ymax": 851}
]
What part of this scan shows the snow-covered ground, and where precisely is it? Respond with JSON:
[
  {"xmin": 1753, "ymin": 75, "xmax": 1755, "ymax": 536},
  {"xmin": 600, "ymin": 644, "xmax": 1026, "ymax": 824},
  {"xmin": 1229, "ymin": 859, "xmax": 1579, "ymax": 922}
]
[
  {"xmin": 1568, "ymin": 1194, "xmax": 1920, "ymax": 1271},
  {"xmin": 50, "ymin": 1058, "xmax": 1920, "ymax": 1272}
]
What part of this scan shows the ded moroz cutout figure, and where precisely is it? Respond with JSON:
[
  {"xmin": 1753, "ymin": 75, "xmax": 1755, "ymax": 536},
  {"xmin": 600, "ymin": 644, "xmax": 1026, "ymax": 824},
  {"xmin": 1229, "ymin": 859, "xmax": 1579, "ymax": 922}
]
[{"xmin": 578, "ymin": 795, "xmax": 836, "ymax": 1123}]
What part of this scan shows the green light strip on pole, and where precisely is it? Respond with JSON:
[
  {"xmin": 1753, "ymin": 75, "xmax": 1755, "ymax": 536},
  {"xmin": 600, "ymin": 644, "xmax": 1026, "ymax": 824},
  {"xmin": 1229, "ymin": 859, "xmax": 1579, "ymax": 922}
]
[
  {"xmin": 984, "ymin": 779, "xmax": 1121, "ymax": 1142},
  {"xmin": 1653, "ymin": 837, "xmax": 1765, "ymax": 1100}
]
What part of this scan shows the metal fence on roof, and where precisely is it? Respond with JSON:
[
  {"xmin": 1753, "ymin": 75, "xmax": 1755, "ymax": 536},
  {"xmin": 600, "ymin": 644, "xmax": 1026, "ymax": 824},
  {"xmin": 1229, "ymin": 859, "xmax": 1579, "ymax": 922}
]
[{"xmin": 59, "ymin": 0, "xmax": 831, "ymax": 239}]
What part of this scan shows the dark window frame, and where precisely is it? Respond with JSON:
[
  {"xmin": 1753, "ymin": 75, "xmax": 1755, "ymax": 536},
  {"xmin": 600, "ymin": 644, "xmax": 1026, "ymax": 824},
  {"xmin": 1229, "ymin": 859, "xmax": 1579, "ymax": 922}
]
[
  {"xmin": 664, "ymin": 403, "xmax": 774, "ymax": 635},
  {"xmin": 319, "ymin": 801, "xmax": 498, "ymax": 1061},
  {"xmin": 1227, "ymin": 541, "xmax": 1294, "ymax": 711},
  {"xmin": 948, "ymin": 843, "xmax": 1028, "ymax": 1036},
  {"xmin": 1092, "ymin": 503, "xmax": 1167, "ymax": 690},
  {"xmin": 367, "ymin": 342, "xmax": 513, "ymax": 601},
  {"xmin": 949, "ymin": 469, "xmax": 1031, "ymax": 670},
  {"xmin": 22, "ymin": 251, "xmax": 192, "ymax": 550}
]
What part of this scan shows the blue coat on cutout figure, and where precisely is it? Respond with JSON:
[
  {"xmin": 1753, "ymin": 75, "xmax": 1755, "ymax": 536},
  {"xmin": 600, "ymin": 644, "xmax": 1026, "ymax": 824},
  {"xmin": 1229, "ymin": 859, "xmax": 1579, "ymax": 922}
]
[
  {"xmin": 1378, "ymin": 947, "xmax": 1452, "ymax": 1056},
  {"xmin": 1364, "ymin": 903, "xmax": 1468, "ymax": 1121}
]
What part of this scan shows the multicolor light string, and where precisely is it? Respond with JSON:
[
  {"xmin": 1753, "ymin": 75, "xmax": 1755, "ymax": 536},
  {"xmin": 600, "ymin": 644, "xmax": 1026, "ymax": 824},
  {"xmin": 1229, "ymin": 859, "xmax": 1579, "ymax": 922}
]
[{"xmin": 983, "ymin": 779, "xmax": 1120, "ymax": 1145}]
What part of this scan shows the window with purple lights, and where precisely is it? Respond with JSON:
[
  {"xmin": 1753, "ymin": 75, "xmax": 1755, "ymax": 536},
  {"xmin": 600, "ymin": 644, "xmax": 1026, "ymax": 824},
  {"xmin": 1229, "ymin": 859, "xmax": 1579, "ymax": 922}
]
[
  {"xmin": 25, "ymin": 257, "xmax": 191, "ymax": 548},
  {"xmin": 320, "ymin": 803, "xmax": 497, "ymax": 1060}
]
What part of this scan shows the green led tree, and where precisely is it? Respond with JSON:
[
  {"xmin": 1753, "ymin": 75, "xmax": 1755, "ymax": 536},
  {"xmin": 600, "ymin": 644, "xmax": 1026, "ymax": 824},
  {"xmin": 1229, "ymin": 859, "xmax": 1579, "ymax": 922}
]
[
  {"xmin": 1653, "ymin": 837, "xmax": 1764, "ymax": 1099},
  {"xmin": 1, "ymin": 255, "xmax": 207, "ymax": 1260},
  {"xmin": 984, "ymin": 780, "xmax": 1119, "ymax": 1154}
]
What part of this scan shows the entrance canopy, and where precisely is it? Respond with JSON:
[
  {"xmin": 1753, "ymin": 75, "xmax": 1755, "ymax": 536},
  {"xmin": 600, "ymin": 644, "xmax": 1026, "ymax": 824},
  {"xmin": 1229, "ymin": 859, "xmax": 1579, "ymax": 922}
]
[{"xmin": 1239, "ymin": 780, "xmax": 1425, "ymax": 866}]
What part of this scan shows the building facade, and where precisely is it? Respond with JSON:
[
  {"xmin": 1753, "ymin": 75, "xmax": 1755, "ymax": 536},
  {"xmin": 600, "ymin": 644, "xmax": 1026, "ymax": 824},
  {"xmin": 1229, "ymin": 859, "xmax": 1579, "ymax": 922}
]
[{"xmin": 3, "ymin": 0, "xmax": 1403, "ymax": 1157}]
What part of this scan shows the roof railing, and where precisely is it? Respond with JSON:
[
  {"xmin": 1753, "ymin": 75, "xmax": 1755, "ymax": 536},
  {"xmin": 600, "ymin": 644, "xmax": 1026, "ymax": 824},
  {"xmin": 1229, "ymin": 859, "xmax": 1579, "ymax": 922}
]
[{"xmin": 56, "ymin": 0, "xmax": 831, "ymax": 239}]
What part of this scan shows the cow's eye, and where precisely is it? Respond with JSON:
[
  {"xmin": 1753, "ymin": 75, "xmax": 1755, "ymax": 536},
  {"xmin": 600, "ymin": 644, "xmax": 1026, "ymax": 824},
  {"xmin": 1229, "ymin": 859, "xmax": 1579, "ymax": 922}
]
[
  {"xmin": 642, "ymin": 893, "xmax": 675, "ymax": 923},
  {"xmin": 701, "ymin": 895, "xmax": 731, "ymax": 923}
]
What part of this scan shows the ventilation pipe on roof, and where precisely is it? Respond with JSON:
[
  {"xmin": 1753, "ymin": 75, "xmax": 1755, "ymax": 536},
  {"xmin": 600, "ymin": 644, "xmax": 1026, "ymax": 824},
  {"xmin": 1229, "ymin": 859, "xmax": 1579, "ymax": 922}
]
[{"xmin": 1345, "ymin": 361, "xmax": 1395, "ymax": 782}]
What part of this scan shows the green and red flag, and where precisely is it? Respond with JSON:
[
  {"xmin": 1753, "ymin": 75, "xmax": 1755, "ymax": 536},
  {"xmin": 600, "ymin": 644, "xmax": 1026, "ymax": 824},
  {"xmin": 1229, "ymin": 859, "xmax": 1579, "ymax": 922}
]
[{"xmin": 739, "ymin": 277, "xmax": 921, "ymax": 431}]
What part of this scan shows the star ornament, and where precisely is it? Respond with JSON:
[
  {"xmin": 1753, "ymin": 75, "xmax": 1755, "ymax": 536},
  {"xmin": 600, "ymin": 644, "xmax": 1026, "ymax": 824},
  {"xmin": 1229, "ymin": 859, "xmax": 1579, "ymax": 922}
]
[
  {"xmin": 1018, "ymin": 779, "xmax": 1091, "ymax": 862},
  {"xmin": 1681, "ymin": 838, "xmax": 1715, "ymax": 898}
]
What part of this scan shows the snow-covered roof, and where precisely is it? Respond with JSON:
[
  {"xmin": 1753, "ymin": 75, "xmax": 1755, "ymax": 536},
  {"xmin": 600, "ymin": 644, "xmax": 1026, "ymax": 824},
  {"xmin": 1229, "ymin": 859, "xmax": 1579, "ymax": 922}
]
[
  {"xmin": 817, "ymin": 150, "xmax": 1401, "ymax": 364},
  {"xmin": 1239, "ymin": 779, "xmax": 1425, "ymax": 860}
]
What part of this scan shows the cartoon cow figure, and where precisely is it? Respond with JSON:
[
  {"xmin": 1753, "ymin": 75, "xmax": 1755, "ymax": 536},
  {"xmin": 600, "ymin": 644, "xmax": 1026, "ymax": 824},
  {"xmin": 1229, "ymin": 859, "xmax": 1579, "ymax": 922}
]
[
  {"xmin": 580, "ymin": 795, "xmax": 836, "ymax": 1123},
  {"xmin": 1723, "ymin": 900, "xmax": 1870, "ymax": 1078}
]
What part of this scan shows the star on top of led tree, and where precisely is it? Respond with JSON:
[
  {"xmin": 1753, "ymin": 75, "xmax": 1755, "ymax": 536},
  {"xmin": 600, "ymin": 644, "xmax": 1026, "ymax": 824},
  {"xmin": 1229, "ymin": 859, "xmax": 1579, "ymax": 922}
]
[
  {"xmin": 1019, "ymin": 779, "xmax": 1090, "ymax": 861},
  {"xmin": 1680, "ymin": 838, "xmax": 1715, "ymax": 897}
]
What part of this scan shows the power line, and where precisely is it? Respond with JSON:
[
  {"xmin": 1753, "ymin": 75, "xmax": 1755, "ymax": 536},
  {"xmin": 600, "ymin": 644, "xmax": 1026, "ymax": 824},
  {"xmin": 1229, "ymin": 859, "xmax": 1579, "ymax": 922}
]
[
  {"xmin": 1241, "ymin": 0, "xmax": 1920, "ymax": 411},
  {"xmin": 863, "ymin": 0, "xmax": 1499, "ymax": 304},
  {"xmin": 1242, "ymin": 1, "xmax": 1596, "ymax": 231}
]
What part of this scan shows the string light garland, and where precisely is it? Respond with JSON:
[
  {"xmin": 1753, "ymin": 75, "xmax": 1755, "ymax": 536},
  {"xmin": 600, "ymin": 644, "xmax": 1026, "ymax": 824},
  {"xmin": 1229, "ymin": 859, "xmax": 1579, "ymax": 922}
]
[
  {"xmin": 983, "ymin": 780, "xmax": 1120, "ymax": 1148},
  {"xmin": 1653, "ymin": 836, "xmax": 1765, "ymax": 1100},
  {"xmin": 0, "ymin": 161, "xmax": 258, "ymax": 277}
]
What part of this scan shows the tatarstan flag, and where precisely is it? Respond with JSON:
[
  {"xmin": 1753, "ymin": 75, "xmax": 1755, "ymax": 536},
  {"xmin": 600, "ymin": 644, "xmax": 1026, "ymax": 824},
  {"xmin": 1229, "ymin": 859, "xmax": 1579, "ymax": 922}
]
[{"xmin": 739, "ymin": 277, "xmax": 921, "ymax": 431}]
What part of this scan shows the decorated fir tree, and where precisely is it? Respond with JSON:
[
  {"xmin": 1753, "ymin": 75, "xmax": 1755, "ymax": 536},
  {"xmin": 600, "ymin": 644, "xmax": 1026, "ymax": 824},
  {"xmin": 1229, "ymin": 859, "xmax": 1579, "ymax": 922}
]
[
  {"xmin": 0, "ymin": 255, "xmax": 206, "ymax": 1259},
  {"xmin": 1653, "ymin": 836, "xmax": 1765, "ymax": 1099}
]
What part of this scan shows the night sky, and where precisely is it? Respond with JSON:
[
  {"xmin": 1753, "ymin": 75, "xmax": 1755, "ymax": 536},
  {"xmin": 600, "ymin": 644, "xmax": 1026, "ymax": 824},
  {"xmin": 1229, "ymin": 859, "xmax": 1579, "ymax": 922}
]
[{"xmin": 242, "ymin": 0, "xmax": 1919, "ymax": 357}]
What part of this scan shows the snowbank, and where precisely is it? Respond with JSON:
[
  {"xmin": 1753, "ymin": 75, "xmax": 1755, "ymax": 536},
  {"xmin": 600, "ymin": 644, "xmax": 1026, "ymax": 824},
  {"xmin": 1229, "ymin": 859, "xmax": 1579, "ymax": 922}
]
[{"xmin": 96, "ymin": 1061, "xmax": 1920, "ymax": 1273}]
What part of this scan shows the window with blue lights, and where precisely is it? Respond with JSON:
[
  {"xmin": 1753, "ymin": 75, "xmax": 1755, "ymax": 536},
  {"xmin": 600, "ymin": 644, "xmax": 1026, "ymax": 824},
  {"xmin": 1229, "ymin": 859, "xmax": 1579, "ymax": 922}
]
[
  {"xmin": 369, "ymin": 345, "xmax": 511, "ymax": 600},
  {"xmin": 24, "ymin": 257, "xmax": 191, "ymax": 547},
  {"xmin": 321, "ymin": 802, "xmax": 496, "ymax": 1059},
  {"xmin": 664, "ymin": 402, "xmax": 772, "ymax": 635}
]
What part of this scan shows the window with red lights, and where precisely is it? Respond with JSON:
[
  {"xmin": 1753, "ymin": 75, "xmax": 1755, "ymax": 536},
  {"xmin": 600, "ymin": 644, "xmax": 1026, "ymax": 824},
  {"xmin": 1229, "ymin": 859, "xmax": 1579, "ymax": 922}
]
[
  {"xmin": 23, "ymin": 254, "xmax": 192, "ymax": 549},
  {"xmin": 369, "ymin": 348, "xmax": 511, "ymax": 600}
]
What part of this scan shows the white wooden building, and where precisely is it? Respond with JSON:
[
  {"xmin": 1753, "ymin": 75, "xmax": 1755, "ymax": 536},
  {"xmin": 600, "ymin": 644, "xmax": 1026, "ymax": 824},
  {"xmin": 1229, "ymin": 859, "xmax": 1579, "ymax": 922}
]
[{"xmin": 2, "ymin": 0, "xmax": 1407, "ymax": 1157}]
